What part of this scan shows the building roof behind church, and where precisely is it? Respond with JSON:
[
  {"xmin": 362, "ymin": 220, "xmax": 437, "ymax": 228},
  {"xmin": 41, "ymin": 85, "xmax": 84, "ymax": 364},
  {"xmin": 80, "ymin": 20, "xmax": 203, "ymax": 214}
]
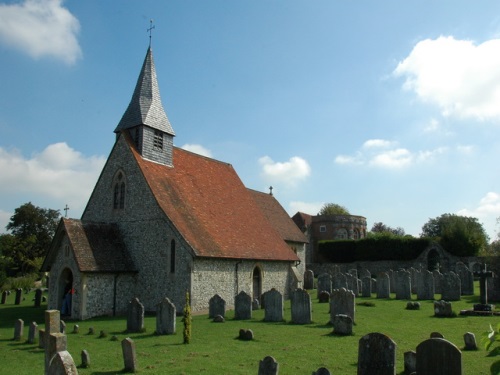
[
  {"xmin": 127, "ymin": 134, "xmax": 299, "ymax": 262},
  {"xmin": 114, "ymin": 47, "xmax": 175, "ymax": 136},
  {"xmin": 248, "ymin": 189, "xmax": 308, "ymax": 244}
]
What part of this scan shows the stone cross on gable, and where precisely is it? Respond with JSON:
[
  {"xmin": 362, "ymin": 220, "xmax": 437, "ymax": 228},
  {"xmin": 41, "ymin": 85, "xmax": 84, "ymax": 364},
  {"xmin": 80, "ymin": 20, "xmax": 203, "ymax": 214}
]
[
  {"xmin": 63, "ymin": 204, "xmax": 69, "ymax": 218},
  {"xmin": 474, "ymin": 264, "xmax": 494, "ymax": 305}
]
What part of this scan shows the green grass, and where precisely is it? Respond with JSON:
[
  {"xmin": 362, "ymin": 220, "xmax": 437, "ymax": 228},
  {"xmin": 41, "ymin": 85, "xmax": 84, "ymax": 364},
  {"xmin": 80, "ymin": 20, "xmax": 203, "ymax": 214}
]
[{"xmin": 1, "ymin": 285, "xmax": 499, "ymax": 374}]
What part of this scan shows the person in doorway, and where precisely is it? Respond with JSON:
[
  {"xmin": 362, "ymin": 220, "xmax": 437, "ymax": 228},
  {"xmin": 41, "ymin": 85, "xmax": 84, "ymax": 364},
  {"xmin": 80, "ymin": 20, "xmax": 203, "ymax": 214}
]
[{"xmin": 61, "ymin": 283, "xmax": 74, "ymax": 316}]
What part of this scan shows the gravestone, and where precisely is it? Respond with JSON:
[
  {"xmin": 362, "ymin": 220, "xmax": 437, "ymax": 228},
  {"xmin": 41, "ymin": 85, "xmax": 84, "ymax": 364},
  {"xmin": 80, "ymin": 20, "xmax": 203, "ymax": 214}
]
[
  {"xmin": 361, "ymin": 277, "xmax": 371, "ymax": 297},
  {"xmin": 434, "ymin": 300, "xmax": 453, "ymax": 317},
  {"xmin": 290, "ymin": 288, "xmax": 312, "ymax": 324},
  {"xmin": 345, "ymin": 273, "xmax": 359, "ymax": 296},
  {"xmin": 416, "ymin": 338, "xmax": 462, "ymax": 374},
  {"xmin": 430, "ymin": 332, "xmax": 444, "ymax": 339},
  {"xmin": 317, "ymin": 273, "xmax": 332, "ymax": 298},
  {"xmin": 376, "ymin": 272, "xmax": 390, "ymax": 299},
  {"xmin": 463, "ymin": 332, "xmax": 477, "ymax": 350},
  {"xmin": 127, "ymin": 297, "xmax": 144, "ymax": 333},
  {"xmin": 332, "ymin": 272, "xmax": 347, "ymax": 290},
  {"xmin": 357, "ymin": 332, "xmax": 397, "ymax": 375},
  {"xmin": 263, "ymin": 289, "xmax": 283, "ymax": 322},
  {"xmin": 410, "ymin": 268, "xmax": 420, "ymax": 294},
  {"xmin": 416, "ymin": 270, "xmax": 434, "ymax": 300},
  {"xmin": 238, "ymin": 328, "xmax": 254, "ymax": 340},
  {"xmin": 348, "ymin": 269, "xmax": 358, "ymax": 279},
  {"xmin": 39, "ymin": 329, "xmax": 45, "ymax": 349},
  {"xmin": 209, "ymin": 294, "xmax": 226, "ymax": 318},
  {"xmin": 433, "ymin": 270, "xmax": 443, "ymax": 294},
  {"xmin": 475, "ymin": 265, "xmax": 495, "ymax": 305},
  {"xmin": 122, "ymin": 337, "xmax": 137, "ymax": 372},
  {"xmin": 395, "ymin": 269, "xmax": 411, "ymax": 300},
  {"xmin": 1, "ymin": 290, "xmax": 7, "ymax": 304},
  {"xmin": 28, "ymin": 321, "xmax": 38, "ymax": 344},
  {"xmin": 360, "ymin": 269, "xmax": 371, "ymax": 279},
  {"xmin": 456, "ymin": 262, "xmax": 474, "ymax": 295},
  {"xmin": 304, "ymin": 270, "xmax": 314, "ymax": 290},
  {"xmin": 81, "ymin": 349, "xmax": 90, "ymax": 368},
  {"xmin": 404, "ymin": 351, "xmax": 416, "ymax": 375},
  {"xmin": 60, "ymin": 320, "xmax": 66, "ymax": 334},
  {"xmin": 15, "ymin": 288, "xmax": 22, "ymax": 305},
  {"xmin": 441, "ymin": 272, "xmax": 461, "ymax": 301},
  {"xmin": 318, "ymin": 291, "xmax": 330, "ymax": 303},
  {"xmin": 330, "ymin": 288, "xmax": 355, "ymax": 323},
  {"xmin": 387, "ymin": 270, "xmax": 396, "ymax": 293},
  {"xmin": 14, "ymin": 319, "xmax": 24, "ymax": 341},
  {"xmin": 235, "ymin": 291, "xmax": 252, "ymax": 320},
  {"xmin": 47, "ymin": 332, "xmax": 68, "ymax": 375},
  {"xmin": 156, "ymin": 297, "xmax": 176, "ymax": 335},
  {"xmin": 258, "ymin": 355, "xmax": 279, "ymax": 375},
  {"xmin": 487, "ymin": 274, "xmax": 500, "ymax": 302},
  {"xmin": 312, "ymin": 367, "xmax": 331, "ymax": 375},
  {"xmin": 252, "ymin": 298, "xmax": 261, "ymax": 310},
  {"xmin": 72, "ymin": 325, "xmax": 79, "ymax": 334},
  {"xmin": 34, "ymin": 288, "xmax": 43, "ymax": 308},
  {"xmin": 44, "ymin": 310, "xmax": 61, "ymax": 374},
  {"xmin": 48, "ymin": 350, "xmax": 78, "ymax": 375},
  {"xmin": 332, "ymin": 314, "xmax": 353, "ymax": 335}
]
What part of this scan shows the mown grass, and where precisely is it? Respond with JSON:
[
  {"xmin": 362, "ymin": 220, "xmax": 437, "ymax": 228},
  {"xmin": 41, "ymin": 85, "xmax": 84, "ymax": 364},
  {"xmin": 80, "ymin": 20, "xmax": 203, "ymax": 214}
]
[{"xmin": 1, "ymin": 284, "xmax": 499, "ymax": 374}]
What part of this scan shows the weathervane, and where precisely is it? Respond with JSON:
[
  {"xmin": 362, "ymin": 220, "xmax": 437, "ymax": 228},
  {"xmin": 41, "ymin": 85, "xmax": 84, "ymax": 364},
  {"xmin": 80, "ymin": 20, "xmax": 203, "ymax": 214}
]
[{"xmin": 147, "ymin": 19, "xmax": 155, "ymax": 47}]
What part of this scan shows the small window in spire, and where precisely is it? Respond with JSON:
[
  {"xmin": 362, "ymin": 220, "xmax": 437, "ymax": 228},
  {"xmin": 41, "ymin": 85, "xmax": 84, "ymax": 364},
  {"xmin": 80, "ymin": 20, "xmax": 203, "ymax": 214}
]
[{"xmin": 153, "ymin": 131, "xmax": 163, "ymax": 150}]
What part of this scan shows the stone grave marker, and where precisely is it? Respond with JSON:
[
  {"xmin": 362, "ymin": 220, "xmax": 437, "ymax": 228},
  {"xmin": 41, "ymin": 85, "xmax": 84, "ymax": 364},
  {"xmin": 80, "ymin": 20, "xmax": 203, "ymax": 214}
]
[
  {"xmin": 263, "ymin": 289, "xmax": 283, "ymax": 322},
  {"xmin": 361, "ymin": 277, "xmax": 371, "ymax": 297},
  {"xmin": 376, "ymin": 272, "xmax": 390, "ymax": 299},
  {"xmin": 44, "ymin": 310, "xmax": 61, "ymax": 374},
  {"xmin": 81, "ymin": 349, "xmax": 90, "ymax": 368},
  {"xmin": 34, "ymin": 288, "xmax": 43, "ymax": 308},
  {"xmin": 28, "ymin": 321, "xmax": 38, "ymax": 344},
  {"xmin": 48, "ymin": 350, "xmax": 78, "ymax": 375},
  {"xmin": 14, "ymin": 318, "xmax": 24, "ymax": 341},
  {"xmin": 395, "ymin": 269, "xmax": 411, "ymax": 300},
  {"xmin": 318, "ymin": 291, "xmax": 330, "ymax": 303},
  {"xmin": 434, "ymin": 300, "xmax": 453, "ymax": 317},
  {"xmin": 258, "ymin": 355, "xmax": 279, "ymax": 375},
  {"xmin": 127, "ymin": 297, "xmax": 144, "ymax": 333},
  {"xmin": 290, "ymin": 288, "xmax": 312, "ymax": 324},
  {"xmin": 156, "ymin": 297, "xmax": 176, "ymax": 335},
  {"xmin": 122, "ymin": 337, "xmax": 137, "ymax": 372},
  {"xmin": 456, "ymin": 262, "xmax": 474, "ymax": 295},
  {"xmin": 441, "ymin": 272, "xmax": 461, "ymax": 301},
  {"xmin": 234, "ymin": 291, "xmax": 252, "ymax": 320},
  {"xmin": 357, "ymin": 332, "xmax": 397, "ymax": 375},
  {"xmin": 304, "ymin": 270, "xmax": 314, "ymax": 290},
  {"xmin": 312, "ymin": 367, "xmax": 331, "ymax": 375},
  {"xmin": 330, "ymin": 288, "xmax": 355, "ymax": 323},
  {"xmin": 209, "ymin": 294, "xmax": 226, "ymax": 318},
  {"xmin": 346, "ymin": 273, "xmax": 359, "ymax": 296},
  {"xmin": 47, "ymin": 332, "xmax": 68, "ymax": 375},
  {"xmin": 416, "ymin": 270, "xmax": 434, "ymax": 300},
  {"xmin": 430, "ymin": 332, "xmax": 444, "ymax": 338},
  {"xmin": 433, "ymin": 270, "xmax": 443, "ymax": 294},
  {"xmin": 1, "ymin": 290, "xmax": 7, "ymax": 304},
  {"xmin": 404, "ymin": 351, "xmax": 416, "ymax": 375},
  {"xmin": 387, "ymin": 270, "xmax": 395, "ymax": 293},
  {"xmin": 238, "ymin": 328, "xmax": 254, "ymax": 340},
  {"xmin": 332, "ymin": 272, "xmax": 347, "ymax": 290},
  {"xmin": 317, "ymin": 273, "xmax": 332, "ymax": 298},
  {"xmin": 332, "ymin": 314, "xmax": 353, "ymax": 335},
  {"xmin": 463, "ymin": 332, "xmax": 477, "ymax": 350},
  {"xmin": 416, "ymin": 338, "xmax": 462, "ymax": 374},
  {"xmin": 15, "ymin": 288, "xmax": 22, "ymax": 305}
]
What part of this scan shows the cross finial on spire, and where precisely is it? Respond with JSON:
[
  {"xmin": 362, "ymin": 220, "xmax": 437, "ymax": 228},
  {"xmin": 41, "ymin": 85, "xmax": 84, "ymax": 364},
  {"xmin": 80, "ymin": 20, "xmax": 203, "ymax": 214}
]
[
  {"xmin": 147, "ymin": 19, "xmax": 155, "ymax": 47},
  {"xmin": 269, "ymin": 186, "xmax": 273, "ymax": 196},
  {"xmin": 64, "ymin": 204, "xmax": 70, "ymax": 218}
]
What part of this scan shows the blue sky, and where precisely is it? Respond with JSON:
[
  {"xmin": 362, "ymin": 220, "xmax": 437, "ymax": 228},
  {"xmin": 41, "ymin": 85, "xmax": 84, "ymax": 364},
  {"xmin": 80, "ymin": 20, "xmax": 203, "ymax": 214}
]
[{"xmin": 1, "ymin": 0, "xmax": 500, "ymax": 240}]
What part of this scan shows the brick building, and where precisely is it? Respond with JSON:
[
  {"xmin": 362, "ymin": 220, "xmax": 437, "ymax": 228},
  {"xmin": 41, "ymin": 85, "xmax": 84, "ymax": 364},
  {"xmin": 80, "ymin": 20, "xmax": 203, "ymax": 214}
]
[{"xmin": 42, "ymin": 47, "xmax": 306, "ymax": 320}]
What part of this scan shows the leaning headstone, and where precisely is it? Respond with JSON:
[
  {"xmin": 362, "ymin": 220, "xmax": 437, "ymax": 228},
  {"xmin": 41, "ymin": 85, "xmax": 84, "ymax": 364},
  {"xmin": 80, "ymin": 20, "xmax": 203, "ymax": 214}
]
[
  {"xmin": 395, "ymin": 269, "xmax": 411, "ymax": 300},
  {"xmin": 317, "ymin": 273, "xmax": 332, "ymax": 298},
  {"xmin": 456, "ymin": 262, "xmax": 474, "ymax": 295},
  {"xmin": 34, "ymin": 288, "xmax": 43, "ymax": 308},
  {"xmin": 441, "ymin": 272, "xmax": 461, "ymax": 301},
  {"xmin": 312, "ymin": 367, "xmax": 331, "ymax": 375},
  {"xmin": 156, "ymin": 297, "xmax": 176, "ymax": 335},
  {"xmin": 15, "ymin": 288, "xmax": 22, "ymax": 305},
  {"xmin": 304, "ymin": 270, "xmax": 314, "ymax": 290},
  {"xmin": 330, "ymin": 288, "xmax": 355, "ymax": 323},
  {"xmin": 209, "ymin": 294, "xmax": 226, "ymax": 318},
  {"xmin": 416, "ymin": 338, "xmax": 462, "ymax": 374},
  {"xmin": 28, "ymin": 321, "xmax": 38, "ymax": 344},
  {"xmin": 404, "ymin": 351, "xmax": 416, "ymax": 375},
  {"xmin": 81, "ymin": 349, "xmax": 90, "ymax": 368},
  {"xmin": 263, "ymin": 289, "xmax": 283, "ymax": 322},
  {"xmin": 357, "ymin": 332, "xmax": 397, "ymax": 375},
  {"xmin": 376, "ymin": 272, "xmax": 390, "ymax": 299},
  {"xmin": 235, "ymin": 291, "xmax": 252, "ymax": 320},
  {"xmin": 463, "ymin": 332, "xmax": 477, "ymax": 350},
  {"xmin": 332, "ymin": 314, "xmax": 353, "ymax": 335},
  {"xmin": 361, "ymin": 277, "xmax": 371, "ymax": 298},
  {"xmin": 434, "ymin": 300, "xmax": 453, "ymax": 317},
  {"xmin": 14, "ymin": 319, "xmax": 24, "ymax": 341},
  {"xmin": 127, "ymin": 297, "xmax": 144, "ymax": 333},
  {"xmin": 121, "ymin": 338, "xmax": 137, "ymax": 372},
  {"xmin": 416, "ymin": 270, "xmax": 434, "ymax": 300},
  {"xmin": 290, "ymin": 288, "xmax": 312, "ymax": 324},
  {"xmin": 1, "ymin": 290, "xmax": 7, "ymax": 304},
  {"xmin": 48, "ymin": 350, "xmax": 78, "ymax": 375},
  {"xmin": 258, "ymin": 355, "xmax": 279, "ymax": 375}
]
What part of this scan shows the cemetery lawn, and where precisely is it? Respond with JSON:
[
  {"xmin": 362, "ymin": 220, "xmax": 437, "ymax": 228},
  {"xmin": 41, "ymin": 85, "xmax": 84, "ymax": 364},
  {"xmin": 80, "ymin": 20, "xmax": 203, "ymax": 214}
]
[{"xmin": 1, "ymin": 285, "xmax": 499, "ymax": 374}]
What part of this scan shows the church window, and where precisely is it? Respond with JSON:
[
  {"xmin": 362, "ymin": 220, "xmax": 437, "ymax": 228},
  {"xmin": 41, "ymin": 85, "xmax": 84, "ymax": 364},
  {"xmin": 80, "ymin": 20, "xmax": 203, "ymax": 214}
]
[
  {"xmin": 113, "ymin": 171, "xmax": 126, "ymax": 210},
  {"xmin": 153, "ymin": 131, "xmax": 163, "ymax": 150},
  {"xmin": 336, "ymin": 228, "xmax": 348, "ymax": 239},
  {"xmin": 319, "ymin": 225, "xmax": 326, "ymax": 233},
  {"xmin": 64, "ymin": 244, "xmax": 70, "ymax": 257},
  {"xmin": 170, "ymin": 239, "xmax": 176, "ymax": 273},
  {"xmin": 119, "ymin": 182, "xmax": 125, "ymax": 209}
]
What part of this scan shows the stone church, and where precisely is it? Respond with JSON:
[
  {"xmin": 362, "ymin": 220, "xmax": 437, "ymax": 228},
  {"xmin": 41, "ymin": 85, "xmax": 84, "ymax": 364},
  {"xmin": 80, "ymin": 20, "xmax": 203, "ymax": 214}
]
[{"xmin": 41, "ymin": 47, "xmax": 307, "ymax": 320}]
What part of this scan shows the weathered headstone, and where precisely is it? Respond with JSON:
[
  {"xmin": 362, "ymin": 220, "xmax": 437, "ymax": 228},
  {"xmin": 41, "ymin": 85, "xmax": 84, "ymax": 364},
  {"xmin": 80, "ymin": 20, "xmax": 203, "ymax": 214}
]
[
  {"xmin": 47, "ymin": 332, "xmax": 68, "ymax": 375},
  {"xmin": 209, "ymin": 294, "xmax": 226, "ymax": 318},
  {"xmin": 332, "ymin": 314, "xmax": 353, "ymax": 335},
  {"xmin": 34, "ymin": 288, "xmax": 43, "ymax": 308},
  {"xmin": 433, "ymin": 270, "xmax": 443, "ymax": 294},
  {"xmin": 72, "ymin": 325, "xmax": 79, "ymax": 334},
  {"xmin": 304, "ymin": 270, "xmax": 314, "ymax": 290},
  {"xmin": 330, "ymin": 288, "xmax": 355, "ymax": 323},
  {"xmin": 357, "ymin": 332, "xmax": 397, "ymax": 375},
  {"xmin": 416, "ymin": 338, "xmax": 462, "ymax": 374},
  {"xmin": 15, "ymin": 288, "xmax": 22, "ymax": 305},
  {"xmin": 387, "ymin": 270, "xmax": 396, "ymax": 293},
  {"xmin": 463, "ymin": 332, "xmax": 477, "ymax": 350},
  {"xmin": 238, "ymin": 328, "xmax": 254, "ymax": 340},
  {"xmin": 252, "ymin": 298, "xmax": 261, "ymax": 310},
  {"xmin": 290, "ymin": 288, "xmax": 312, "ymax": 324},
  {"xmin": 317, "ymin": 273, "xmax": 332, "ymax": 298},
  {"xmin": 410, "ymin": 268, "xmax": 420, "ymax": 294},
  {"xmin": 156, "ymin": 297, "xmax": 176, "ymax": 335},
  {"xmin": 404, "ymin": 351, "xmax": 416, "ymax": 375},
  {"xmin": 395, "ymin": 269, "xmax": 411, "ymax": 300},
  {"xmin": 434, "ymin": 300, "xmax": 453, "ymax": 317},
  {"xmin": 122, "ymin": 338, "xmax": 137, "ymax": 372},
  {"xmin": 346, "ymin": 273, "xmax": 359, "ymax": 296},
  {"xmin": 44, "ymin": 310, "xmax": 61, "ymax": 374},
  {"xmin": 318, "ymin": 291, "xmax": 330, "ymax": 303},
  {"xmin": 258, "ymin": 355, "xmax": 279, "ymax": 375},
  {"xmin": 38, "ymin": 329, "xmax": 45, "ymax": 349},
  {"xmin": 234, "ymin": 291, "xmax": 252, "ymax": 320},
  {"xmin": 456, "ymin": 262, "xmax": 474, "ymax": 295},
  {"xmin": 263, "ymin": 289, "xmax": 283, "ymax": 322},
  {"xmin": 332, "ymin": 272, "xmax": 347, "ymax": 290},
  {"xmin": 416, "ymin": 270, "xmax": 434, "ymax": 300},
  {"xmin": 361, "ymin": 277, "xmax": 371, "ymax": 298},
  {"xmin": 376, "ymin": 272, "xmax": 390, "ymax": 299},
  {"xmin": 1, "ymin": 290, "xmax": 7, "ymax": 304},
  {"xmin": 312, "ymin": 367, "xmax": 331, "ymax": 375},
  {"xmin": 441, "ymin": 272, "xmax": 461, "ymax": 301},
  {"xmin": 430, "ymin": 332, "xmax": 444, "ymax": 339},
  {"xmin": 28, "ymin": 321, "xmax": 38, "ymax": 344},
  {"xmin": 60, "ymin": 320, "xmax": 66, "ymax": 334},
  {"xmin": 81, "ymin": 349, "xmax": 90, "ymax": 368},
  {"xmin": 48, "ymin": 350, "xmax": 78, "ymax": 375},
  {"xmin": 14, "ymin": 319, "xmax": 24, "ymax": 341},
  {"xmin": 127, "ymin": 297, "xmax": 144, "ymax": 333},
  {"xmin": 475, "ymin": 265, "xmax": 495, "ymax": 305}
]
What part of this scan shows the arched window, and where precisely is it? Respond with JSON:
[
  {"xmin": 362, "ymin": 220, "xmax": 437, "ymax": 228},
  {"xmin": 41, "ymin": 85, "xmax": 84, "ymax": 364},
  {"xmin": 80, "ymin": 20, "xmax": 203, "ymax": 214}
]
[
  {"xmin": 336, "ymin": 228, "xmax": 348, "ymax": 239},
  {"xmin": 170, "ymin": 239, "xmax": 176, "ymax": 273},
  {"xmin": 113, "ymin": 171, "xmax": 126, "ymax": 210}
]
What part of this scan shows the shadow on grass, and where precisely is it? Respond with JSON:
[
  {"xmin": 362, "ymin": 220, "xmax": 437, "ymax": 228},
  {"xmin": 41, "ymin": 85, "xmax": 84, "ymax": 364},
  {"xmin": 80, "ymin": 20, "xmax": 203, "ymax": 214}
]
[
  {"xmin": 90, "ymin": 370, "xmax": 130, "ymax": 375},
  {"xmin": 491, "ymin": 359, "xmax": 500, "ymax": 375}
]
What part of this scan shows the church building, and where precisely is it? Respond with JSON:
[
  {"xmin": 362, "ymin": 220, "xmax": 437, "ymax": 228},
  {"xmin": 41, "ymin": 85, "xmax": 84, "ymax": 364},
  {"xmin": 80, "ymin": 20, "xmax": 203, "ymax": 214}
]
[{"xmin": 41, "ymin": 47, "xmax": 307, "ymax": 320}]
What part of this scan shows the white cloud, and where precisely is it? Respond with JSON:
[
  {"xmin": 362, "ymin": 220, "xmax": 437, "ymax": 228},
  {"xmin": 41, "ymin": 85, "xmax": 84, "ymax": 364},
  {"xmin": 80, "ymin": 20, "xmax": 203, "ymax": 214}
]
[
  {"xmin": 0, "ymin": 0, "xmax": 81, "ymax": 64},
  {"xmin": 288, "ymin": 201, "xmax": 323, "ymax": 216},
  {"xmin": 394, "ymin": 36, "xmax": 500, "ymax": 121},
  {"xmin": 457, "ymin": 192, "xmax": 500, "ymax": 240},
  {"xmin": 258, "ymin": 155, "xmax": 311, "ymax": 187},
  {"xmin": 368, "ymin": 148, "xmax": 412, "ymax": 169},
  {"xmin": 180, "ymin": 144, "xmax": 213, "ymax": 158},
  {"xmin": 362, "ymin": 139, "xmax": 395, "ymax": 149},
  {"xmin": 0, "ymin": 142, "xmax": 105, "ymax": 211}
]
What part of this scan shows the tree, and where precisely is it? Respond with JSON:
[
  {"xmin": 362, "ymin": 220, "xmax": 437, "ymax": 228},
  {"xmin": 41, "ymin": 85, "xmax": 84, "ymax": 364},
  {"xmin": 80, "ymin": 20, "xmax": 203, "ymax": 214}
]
[
  {"xmin": 420, "ymin": 213, "xmax": 489, "ymax": 256},
  {"xmin": 318, "ymin": 203, "xmax": 350, "ymax": 216},
  {"xmin": 371, "ymin": 222, "xmax": 406, "ymax": 236},
  {"xmin": 3, "ymin": 202, "xmax": 60, "ymax": 275}
]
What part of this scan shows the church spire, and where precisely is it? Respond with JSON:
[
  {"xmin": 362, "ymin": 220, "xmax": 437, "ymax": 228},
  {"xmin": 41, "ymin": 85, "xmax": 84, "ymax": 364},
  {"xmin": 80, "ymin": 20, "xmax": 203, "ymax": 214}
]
[{"xmin": 114, "ymin": 47, "xmax": 175, "ymax": 137}]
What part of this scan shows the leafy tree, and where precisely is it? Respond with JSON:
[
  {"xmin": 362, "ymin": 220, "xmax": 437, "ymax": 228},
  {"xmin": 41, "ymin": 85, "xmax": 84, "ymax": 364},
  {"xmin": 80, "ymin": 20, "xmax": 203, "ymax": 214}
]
[
  {"xmin": 318, "ymin": 203, "xmax": 350, "ymax": 216},
  {"xmin": 371, "ymin": 222, "xmax": 406, "ymax": 236},
  {"xmin": 420, "ymin": 213, "xmax": 489, "ymax": 256}
]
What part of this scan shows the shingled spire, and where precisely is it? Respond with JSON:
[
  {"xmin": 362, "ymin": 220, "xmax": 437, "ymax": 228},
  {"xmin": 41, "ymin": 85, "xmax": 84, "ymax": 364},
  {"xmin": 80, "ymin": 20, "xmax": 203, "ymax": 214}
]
[{"xmin": 115, "ymin": 47, "xmax": 175, "ymax": 166}]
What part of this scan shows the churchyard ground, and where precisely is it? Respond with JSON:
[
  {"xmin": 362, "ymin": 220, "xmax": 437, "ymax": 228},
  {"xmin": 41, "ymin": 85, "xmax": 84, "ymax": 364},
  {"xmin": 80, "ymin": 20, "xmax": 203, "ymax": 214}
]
[{"xmin": 0, "ymin": 284, "xmax": 498, "ymax": 374}]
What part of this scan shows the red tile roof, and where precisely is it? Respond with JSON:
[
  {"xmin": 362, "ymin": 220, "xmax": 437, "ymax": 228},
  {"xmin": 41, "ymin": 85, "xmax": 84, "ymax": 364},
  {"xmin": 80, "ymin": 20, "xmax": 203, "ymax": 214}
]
[{"xmin": 128, "ymin": 135, "xmax": 299, "ymax": 262}]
